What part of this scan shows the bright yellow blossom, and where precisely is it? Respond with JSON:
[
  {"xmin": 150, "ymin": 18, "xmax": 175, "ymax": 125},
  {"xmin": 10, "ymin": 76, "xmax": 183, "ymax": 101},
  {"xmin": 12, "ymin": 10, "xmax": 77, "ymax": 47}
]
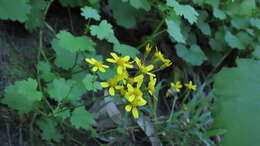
[
  {"xmin": 162, "ymin": 58, "xmax": 172, "ymax": 67},
  {"xmin": 170, "ymin": 81, "xmax": 183, "ymax": 92},
  {"xmin": 125, "ymin": 96, "xmax": 147, "ymax": 119},
  {"xmin": 85, "ymin": 58, "xmax": 109, "ymax": 72},
  {"xmin": 145, "ymin": 43, "xmax": 152, "ymax": 53},
  {"xmin": 135, "ymin": 58, "xmax": 155, "ymax": 77},
  {"xmin": 185, "ymin": 81, "xmax": 197, "ymax": 91},
  {"xmin": 101, "ymin": 77, "xmax": 123, "ymax": 96},
  {"xmin": 148, "ymin": 77, "xmax": 156, "ymax": 96},
  {"xmin": 125, "ymin": 82, "xmax": 143, "ymax": 102},
  {"xmin": 124, "ymin": 74, "xmax": 144, "ymax": 86},
  {"xmin": 154, "ymin": 49, "xmax": 172, "ymax": 67},
  {"xmin": 106, "ymin": 53, "xmax": 133, "ymax": 74},
  {"xmin": 154, "ymin": 49, "xmax": 164, "ymax": 61}
]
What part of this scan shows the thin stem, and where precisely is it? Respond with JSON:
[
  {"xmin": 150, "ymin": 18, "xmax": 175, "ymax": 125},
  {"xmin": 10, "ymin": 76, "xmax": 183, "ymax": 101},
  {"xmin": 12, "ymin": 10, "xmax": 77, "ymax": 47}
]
[
  {"xmin": 167, "ymin": 95, "xmax": 178, "ymax": 122},
  {"xmin": 137, "ymin": 18, "xmax": 165, "ymax": 49}
]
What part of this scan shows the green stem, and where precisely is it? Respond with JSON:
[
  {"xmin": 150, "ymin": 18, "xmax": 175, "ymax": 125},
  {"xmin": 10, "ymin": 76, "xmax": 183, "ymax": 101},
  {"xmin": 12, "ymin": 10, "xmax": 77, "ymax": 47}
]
[
  {"xmin": 167, "ymin": 95, "xmax": 178, "ymax": 122},
  {"xmin": 182, "ymin": 90, "xmax": 190, "ymax": 104},
  {"xmin": 137, "ymin": 18, "xmax": 165, "ymax": 49}
]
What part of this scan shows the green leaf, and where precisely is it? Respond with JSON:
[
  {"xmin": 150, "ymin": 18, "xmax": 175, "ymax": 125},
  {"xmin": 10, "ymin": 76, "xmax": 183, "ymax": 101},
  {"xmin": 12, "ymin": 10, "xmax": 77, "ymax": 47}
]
[
  {"xmin": 81, "ymin": 6, "xmax": 100, "ymax": 21},
  {"xmin": 2, "ymin": 78, "xmax": 42, "ymax": 114},
  {"xmin": 82, "ymin": 74, "xmax": 102, "ymax": 92},
  {"xmin": 90, "ymin": 20, "xmax": 119, "ymax": 44},
  {"xmin": 97, "ymin": 67, "xmax": 117, "ymax": 80},
  {"xmin": 37, "ymin": 118, "xmax": 63, "ymax": 142},
  {"xmin": 0, "ymin": 0, "xmax": 31, "ymax": 22},
  {"xmin": 52, "ymin": 39, "xmax": 77, "ymax": 70},
  {"xmin": 66, "ymin": 81, "xmax": 86, "ymax": 102},
  {"xmin": 56, "ymin": 31, "xmax": 95, "ymax": 53},
  {"xmin": 37, "ymin": 61, "xmax": 56, "ymax": 82},
  {"xmin": 109, "ymin": 0, "xmax": 144, "ymax": 28},
  {"xmin": 25, "ymin": 0, "xmax": 46, "ymax": 31},
  {"xmin": 167, "ymin": 0, "xmax": 199, "ymax": 24},
  {"xmin": 128, "ymin": 0, "xmax": 151, "ymax": 11},
  {"xmin": 213, "ymin": 58, "xmax": 260, "ymax": 146},
  {"xmin": 209, "ymin": 31, "xmax": 228, "ymax": 52},
  {"xmin": 113, "ymin": 44, "xmax": 140, "ymax": 58},
  {"xmin": 53, "ymin": 108, "xmax": 70, "ymax": 120},
  {"xmin": 213, "ymin": 8, "xmax": 226, "ymax": 20},
  {"xmin": 250, "ymin": 18, "xmax": 260, "ymax": 29},
  {"xmin": 166, "ymin": 17, "xmax": 186, "ymax": 43},
  {"xmin": 176, "ymin": 44, "xmax": 207, "ymax": 65},
  {"xmin": 225, "ymin": 0, "xmax": 256, "ymax": 17},
  {"xmin": 236, "ymin": 31, "xmax": 253, "ymax": 47},
  {"xmin": 47, "ymin": 78, "xmax": 73, "ymax": 102},
  {"xmin": 231, "ymin": 17, "xmax": 250, "ymax": 29},
  {"xmin": 70, "ymin": 107, "xmax": 95, "ymax": 130},
  {"xmin": 203, "ymin": 129, "xmax": 227, "ymax": 138},
  {"xmin": 225, "ymin": 31, "xmax": 245, "ymax": 50},
  {"xmin": 252, "ymin": 45, "xmax": 260, "ymax": 59}
]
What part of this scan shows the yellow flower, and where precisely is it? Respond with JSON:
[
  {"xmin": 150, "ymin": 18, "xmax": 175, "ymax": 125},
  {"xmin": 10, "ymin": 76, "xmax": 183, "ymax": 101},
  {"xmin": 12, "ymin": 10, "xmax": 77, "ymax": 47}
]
[
  {"xmin": 106, "ymin": 53, "xmax": 133, "ymax": 74},
  {"xmin": 170, "ymin": 81, "xmax": 183, "ymax": 92},
  {"xmin": 125, "ymin": 83, "xmax": 143, "ymax": 102},
  {"xmin": 135, "ymin": 57, "xmax": 155, "ymax": 77},
  {"xmin": 124, "ymin": 74, "xmax": 144, "ymax": 86},
  {"xmin": 162, "ymin": 58, "xmax": 172, "ymax": 67},
  {"xmin": 125, "ymin": 96, "xmax": 147, "ymax": 119},
  {"xmin": 148, "ymin": 77, "xmax": 156, "ymax": 96},
  {"xmin": 154, "ymin": 49, "xmax": 164, "ymax": 61},
  {"xmin": 85, "ymin": 58, "xmax": 109, "ymax": 72},
  {"xmin": 185, "ymin": 81, "xmax": 197, "ymax": 91},
  {"xmin": 100, "ymin": 77, "xmax": 123, "ymax": 96},
  {"xmin": 145, "ymin": 43, "xmax": 152, "ymax": 53}
]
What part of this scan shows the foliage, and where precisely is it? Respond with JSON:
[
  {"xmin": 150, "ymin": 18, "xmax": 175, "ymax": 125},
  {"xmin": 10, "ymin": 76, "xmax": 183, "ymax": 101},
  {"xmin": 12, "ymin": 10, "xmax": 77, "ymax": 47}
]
[
  {"xmin": 213, "ymin": 59, "xmax": 260, "ymax": 146},
  {"xmin": 2, "ymin": 78, "xmax": 42, "ymax": 114}
]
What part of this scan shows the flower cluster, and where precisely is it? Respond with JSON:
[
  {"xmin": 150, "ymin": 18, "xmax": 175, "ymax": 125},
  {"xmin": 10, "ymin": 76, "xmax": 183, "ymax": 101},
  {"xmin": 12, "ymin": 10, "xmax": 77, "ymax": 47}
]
[
  {"xmin": 167, "ymin": 80, "xmax": 197, "ymax": 96},
  {"xmin": 85, "ymin": 44, "xmax": 172, "ymax": 119}
]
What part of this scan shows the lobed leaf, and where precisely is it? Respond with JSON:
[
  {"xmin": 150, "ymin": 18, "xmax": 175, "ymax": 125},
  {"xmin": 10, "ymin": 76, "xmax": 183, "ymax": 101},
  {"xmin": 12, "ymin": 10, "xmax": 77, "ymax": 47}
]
[
  {"xmin": 81, "ymin": 6, "xmax": 100, "ymax": 21},
  {"xmin": 70, "ymin": 107, "xmax": 95, "ymax": 130},
  {"xmin": 2, "ymin": 78, "xmax": 42, "ymax": 114},
  {"xmin": 0, "ymin": 0, "xmax": 31, "ymax": 22}
]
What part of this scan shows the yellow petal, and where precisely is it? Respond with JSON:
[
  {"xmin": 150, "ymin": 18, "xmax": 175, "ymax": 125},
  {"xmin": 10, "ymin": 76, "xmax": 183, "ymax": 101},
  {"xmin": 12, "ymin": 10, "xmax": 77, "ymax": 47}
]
[
  {"xmin": 117, "ymin": 66, "xmax": 123, "ymax": 74},
  {"xmin": 103, "ymin": 65, "xmax": 109, "ymax": 68},
  {"xmin": 125, "ymin": 63, "xmax": 134, "ymax": 68},
  {"xmin": 109, "ymin": 87, "xmax": 115, "ymax": 96},
  {"xmin": 125, "ymin": 105, "xmax": 132, "ymax": 112},
  {"xmin": 111, "ymin": 52, "xmax": 119, "ymax": 60},
  {"xmin": 92, "ymin": 67, "xmax": 98, "ymax": 72},
  {"xmin": 134, "ymin": 74, "xmax": 144, "ymax": 82},
  {"xmin": 132, "ymin": 107, "xmax": 139, "ymax": 119},
  {"xmin": 146, "ymin": 65, "xmax": 154, "ymax": 71},
  {"xmin": 123, "ymin": 56, "xmax": 130, "ymax": 61},
  {"xmin": 134, "ymin": 57, "xmax": 142, "ymax": 67},
  {"xmin": 137, "ymin": 98, "xmax": 147, "ymax": 106},
  {"xmin": 100, "ymin": 82, "xmax": 109, "ymax": 88},
  {"xmin": 106, "ymin": 58, "xmax": 116, "ymax": 63},
  {"xmin": 128, "ymin": 95, "xmax": 135, "ymax": 102},
  {"xmin": 99, "ymin": 67, "xmax": 106, "ymax": 72},
  {"xmin": 85, "ymin": 58, "xmax": 93, "ymax": 64},
  {"xmin": 115, "ymin": 86, "xmax": 123, "ymax": 90},
  {"xmin": 147, "ymin": 72, "xmax": 156, "ymax": 77},
  {"xmin": 127, "ymin": 84, "xmax": 134, "ymax": 91}
]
